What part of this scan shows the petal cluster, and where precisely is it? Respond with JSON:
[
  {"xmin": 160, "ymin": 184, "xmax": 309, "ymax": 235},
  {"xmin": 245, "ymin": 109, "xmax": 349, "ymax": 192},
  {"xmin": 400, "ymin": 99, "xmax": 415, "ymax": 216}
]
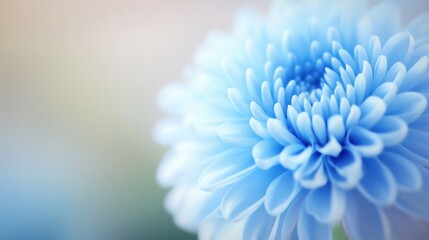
[{"xmin": 155, "ymin": 0, "xmax": 429, "ymax": 239}]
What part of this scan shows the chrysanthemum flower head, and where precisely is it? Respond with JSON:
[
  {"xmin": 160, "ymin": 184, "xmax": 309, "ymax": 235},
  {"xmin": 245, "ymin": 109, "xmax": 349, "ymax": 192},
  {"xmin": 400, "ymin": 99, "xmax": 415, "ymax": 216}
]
[{"xmin": 155, "ymin": 0, "xmax": 429, "ymax": 239}]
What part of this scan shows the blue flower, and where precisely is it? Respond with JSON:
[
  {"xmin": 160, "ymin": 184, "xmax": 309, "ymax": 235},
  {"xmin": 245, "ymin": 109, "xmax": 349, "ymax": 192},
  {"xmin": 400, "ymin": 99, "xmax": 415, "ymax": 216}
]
[{"xmin": 155, "ymin": 0, "xmax": 429, "ymax": 239}]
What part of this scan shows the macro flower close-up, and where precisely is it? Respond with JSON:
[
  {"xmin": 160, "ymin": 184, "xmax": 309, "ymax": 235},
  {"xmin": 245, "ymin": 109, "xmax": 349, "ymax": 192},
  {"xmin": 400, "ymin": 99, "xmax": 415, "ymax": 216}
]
[{"xmin": 155, "ymin": 0, "xmax": 429, "ymax": 239}]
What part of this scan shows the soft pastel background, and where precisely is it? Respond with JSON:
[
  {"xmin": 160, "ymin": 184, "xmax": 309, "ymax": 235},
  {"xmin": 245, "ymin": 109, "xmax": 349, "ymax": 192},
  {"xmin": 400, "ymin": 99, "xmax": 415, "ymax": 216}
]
[{"xmin": 0, "ymin": 0, "xmax": 427, "ymax": 239}]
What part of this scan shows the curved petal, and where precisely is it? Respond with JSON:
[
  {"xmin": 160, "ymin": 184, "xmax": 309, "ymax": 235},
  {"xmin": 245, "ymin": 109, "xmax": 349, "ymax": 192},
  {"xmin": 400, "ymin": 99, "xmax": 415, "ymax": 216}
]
[
  {"xmin": 243, "ymin": 206, "xmax": 279, "ymax": 240},
  {"xmin": 327, "ymin": 115, "xmax": 346, "ymax": 142},
  {"xmin": 387, "ymin": 92, "xmax": 427, "ymax": 123},
  {"xmin": 347, "ymin": 126, "xmax": 383, "ymax": 157},
  {"xmin": 359, "ymin": 96, "xmax": 386, "ymax": 129},
  {"xmin": 382, "ymin": 32, "xmax": 414, "ymax": 65},
  {"xmin": 294, "ymin": 153, "xmax": 327, "ymax": 189},
  {"xmin": 265, "ymin": 171, "xmax": 301, "ymax": 216},
  {"xmin": 252, "ymin": 139, "xmax": 283, "ymax": 169},
  {"xmin": 401, "ymin": 129, "xmax": 429, "ymax": 163},
  {"xmin": 305, "ymin": 183, "xmax": 346, "ymax": 224},
  {"xmin": 343, "ymin": 191, "xmax": 391, "ymax": 240},
  {"xmin": 279, "ymin": 195, "xmax": 303, "ymax": 240},
  {"xmin": 326, "ymin": 148, "xmax": 362, "ymax": 189},
  {"xmin": 267, "ymin": 118, "xmax": 302, "ymax": 146},
  {"xmin": 396, "ymin": 167, "xmax": 429, "ymax": 221},
  {"xmin": 296, "ymin": 112, "xmax": 316, "ymax": 144},
  {"xmin": 297, "ymin": 205, "xmax": 332, "ymax": 240},
  {"xmin": 279, "ymin": 144, "xmax": 313, "ymax": 170},
  {"xmin": 357, "ymin": 157, "xmax": 397, "ymax": 205},
  {"xmin": 228, "ymin": 88, "xmax": 251, "ymax": 116},
  {"xmin": 198, "ymin": 150, "xmax": 256, "ymax": 191},
  {"xmin": 371, "ymin": 116, "xmax": 408, "ymax": 146},
  {"xmin": 217, "ymin": 121, "xmax": 260, "ymax": 147},
  {"xmin": 379, "ymin": 151, "xmax": 422, "ymax": 192},
  {"xmin": 220, "ymin": 168, "xmax": 282, "ymax": 222}
]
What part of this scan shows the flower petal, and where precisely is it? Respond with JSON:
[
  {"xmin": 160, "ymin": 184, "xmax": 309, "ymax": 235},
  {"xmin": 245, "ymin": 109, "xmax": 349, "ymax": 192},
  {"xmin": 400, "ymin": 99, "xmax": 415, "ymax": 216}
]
[
  {"xmin": 228, "ymin": 88, "xmax": 250, "ymax": 115},
  {"xmin": 297, "ymin": 206, "xmax": 332, "ymax": 240},
  {"xmin": 379, "ymin": 151, "xmax": 422, "ymax": 192},
  {"xmin": 243, "ymin": 206, "xmax": 279, "ymax": 240},
  {"xmin": 343, "ymin": 191, "xmax": 391, "ymax": 240},
  {"xmin": 347, "ymin": 126, "xmax": 383, "ymax": 157},
  {"xmin": 252, "ymin": 139, "xmax": 283, "ymax": 169},
  {"xmin": 198, "ymin": 150, "xmax": 256, "ymax": 191},
  {"xmin": 327, "ymin": 115, "xmax": 346, "ymax": 142},
  {"xmin": 220, "ymin": 168, "xmax": 281, "ymax": 222},
  {"xmin": 382, "ymin": 32, "xmax": 414, "ymax": 65},
  {"xmin": 326, "ymin": 148, "xmax": 362, "ymax": 189},
  {"xmin": 305, "ymin": 183, "xmax": 345, "ymax": 224},
  {"xmin": 387, "ymin": 92, "xmax": 427, "ymax": 123},
  {"xmin": 371, "ymin": 116, "xmax": 408, "ymax": 146},
  {"xmin": 279, "ymin": 144, "xmax": 313, "ymax": 170},
  {"xmin": 359, "ymin": 96, "xmax": 386, "ymax": 129},
  {"xmin": 357, "ymin": 157, "xmax": 397, "ymax": 205},
  {"xmin": 265, "ymin": 171, "xmax": 301, "ymax": 216},
  {"xmin": 267, "ymin": 118, "xmax": 302, "ymax": 146},
  {"xmin": 294, "ymin": 153, "xmax": 328, "ymax": 189},
  {"xmin": 217, "ymin": 121, "xmax": 260, "ymax": 147},
  {"xmin": 401, "ymin": 128, "xmax": 429, "ymax": 162},
  {"xmin": 396, "ymin": 167, "xmax": 429, "ymax": 221}
]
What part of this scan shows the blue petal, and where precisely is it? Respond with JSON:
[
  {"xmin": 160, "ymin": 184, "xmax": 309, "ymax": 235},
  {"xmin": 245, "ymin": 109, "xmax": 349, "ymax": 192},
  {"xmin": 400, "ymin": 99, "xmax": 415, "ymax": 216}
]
[
  {"xmin": 217, "ymin": 121, "xmax": 260, "ymax": 147},
  {"xmin": 371, "ymin": 116, "xmax": 408, "ymax": 146},
  {"xmin": 326, "ymin": 148, "xmax": 362, "ymax": 189},
  {"xmin": 357, "ymin": 157, "xmax": 397, "ymax": 205},
  {"xmin": 327, "ymin": 115, "xmax": 345, "ymax": 143},
  {"xmin": 253, "ymin": 139, "xmax": 283, "ymax": 169},
  {"xmin": 312, "ymin": 114, "xmax": 327, "ymax": 145},
  {"xmin": 249, "ymin": 117, "xmax": 270, "ymax": 139},
  {"xmin": 222, "ymin": 56, "xmax": 245, "ymax": 87},
  {"xmin": 305, "ymin": 183, "xmax": 345, "ymax": 223},
  {"xmin": 347, "ymin": 126, "xmax": 383, "ymax": 157},
  {"xmin": 250, "ymin": 101, "xmax": 270, "ymax": 122},
  {"xmin": 343, "ymin": 191, "xmax": 391, "ymax": 240},
  {"xmin": 265, "ymin": 171, "xmax": 301, "ymax": 216},
  {"xmin": 401, "ymin": 129, "xmax": 429, "ymax": 164},
  {"xmin": 396, "ymin": 167, "xmax": 429, "ymax": 221},
  {"xmin": 243, "ymin": 206, "xmax": 279, "ymax": 240},
  {"xmin": 387, "ymin": 92, "xmax": 427, "ymax": 123},
  {"xmin": 402, "ymin": 56, "xmax": 429, "ymax": 91},
  {"xmin": 379, "ymin": 151, "xmax": 422, "ymax": 192},
  {"xmin": 345, "ymin": 104, "xmax": 361, "ymax": 128},
  {"xmin": 359, "ymin": 96, "xmax": 386, "ymax": 129},
  {"xmin": 296, "ymin": 112, "xmax": 316, "ymax": 144},
  {"xmin": 198, "ymin": 150, "xmax": 256, "ymax": 191},
  {"xmin": 382, "ymin": 32, "xmax": 414, "ymax": 65},
  {"xmin": 372, "ymin": 82, "xmax": 397, "ymax": 104},
  {"xmin": 297, "ymin": 205, "xmax": 332, "ymax": 240},
  {"xmin": 294, "ymin": 153, "xmax": 328, "ymax": 189},
  {"xmin": 267, "ymin": 118, "xmax": 302, "ymax": 146},
  {"xmin": 279, "ymin": 145, "xmax": 313, "ymax": 170},
  {"xmin": 317, "ymin": 136, "xmax": 342, "ymax": 157},
  {"xmin": 246, "ymin": 68, "xmax": 262, "ymax": 101},
  {"xmin": 228, "ymin": 88, "xmax": 251, "ymax": 116},
  {"xmin": 279, "ymin": 196, "xmax": 303, "ymax": 240},
  {"xmin": 220, "ymin": 168, "xmax": 281, "ymax": 221}
]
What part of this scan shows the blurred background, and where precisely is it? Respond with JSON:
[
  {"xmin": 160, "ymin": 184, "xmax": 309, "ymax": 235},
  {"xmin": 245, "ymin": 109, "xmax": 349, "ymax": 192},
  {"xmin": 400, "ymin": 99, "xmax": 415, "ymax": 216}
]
[{"xmin": 0, "ymin": 0, "xmax": 427, "ymax": 239}]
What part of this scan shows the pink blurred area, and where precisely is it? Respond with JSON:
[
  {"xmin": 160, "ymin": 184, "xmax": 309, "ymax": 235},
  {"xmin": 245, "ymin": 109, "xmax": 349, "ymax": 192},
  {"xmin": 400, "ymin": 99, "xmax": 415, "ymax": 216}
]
[{"xmin": 0, "ymin": 0, "xmax": 428, "ymax": 239}]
